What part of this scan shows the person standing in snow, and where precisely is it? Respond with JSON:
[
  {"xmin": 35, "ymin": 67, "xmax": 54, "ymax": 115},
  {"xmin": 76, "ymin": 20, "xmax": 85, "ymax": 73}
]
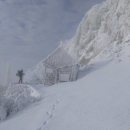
[{"xmin": 16, "ymin": 69, "xmax": 25, "ymax": 84}]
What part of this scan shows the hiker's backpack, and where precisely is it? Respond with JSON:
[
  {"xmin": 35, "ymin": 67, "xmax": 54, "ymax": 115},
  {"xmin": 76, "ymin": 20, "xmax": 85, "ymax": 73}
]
[{"xmin": 16, "ymin": 70, "xmax": 20, "ymax": 77}]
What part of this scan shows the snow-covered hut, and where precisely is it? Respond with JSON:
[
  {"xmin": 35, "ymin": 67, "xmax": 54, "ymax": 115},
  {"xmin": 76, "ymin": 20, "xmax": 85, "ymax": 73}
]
[{"xmin": 43, "ymin": 47, "xmax": 79, "ymax": 86}]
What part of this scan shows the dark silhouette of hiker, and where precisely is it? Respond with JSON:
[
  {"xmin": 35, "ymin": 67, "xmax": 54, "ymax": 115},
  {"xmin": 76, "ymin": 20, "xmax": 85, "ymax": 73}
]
[{"xmin": 16, "ymin": 69, "xmax": 25, "ymax": 84}]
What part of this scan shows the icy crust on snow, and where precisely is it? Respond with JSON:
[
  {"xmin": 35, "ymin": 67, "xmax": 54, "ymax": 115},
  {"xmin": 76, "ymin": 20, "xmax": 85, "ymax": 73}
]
[{"xmin": 62, "ymin": 0, "xmax": 130, "ymax": 65}]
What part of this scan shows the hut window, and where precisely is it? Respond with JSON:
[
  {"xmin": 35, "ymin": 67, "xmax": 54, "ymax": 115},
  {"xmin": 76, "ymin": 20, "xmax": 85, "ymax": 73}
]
[{"xmin": 46, "ymin": 68, "xmax": 53, "ymax": 73}]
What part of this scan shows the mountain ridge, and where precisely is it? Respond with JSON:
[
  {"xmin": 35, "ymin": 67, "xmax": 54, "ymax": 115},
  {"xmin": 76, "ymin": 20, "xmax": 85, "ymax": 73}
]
[{"xmin": 62, "ymin": 0, "xmax": 130, "ymax": 65}]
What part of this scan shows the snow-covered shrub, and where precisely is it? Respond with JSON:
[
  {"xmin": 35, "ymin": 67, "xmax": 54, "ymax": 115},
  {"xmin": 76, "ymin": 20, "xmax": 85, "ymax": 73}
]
[
  {"xmin": 0, "ymin": 85, "xmax": 7, "ymax": 121},
  {"xmin": 0, "ymin": 106, "xmax": 7, "ymax": 121},
  {"xmin": 0, "ymin": 95, "xmax": 12, "ymax": 120},
  {"xmin": 5, "ymin": 84, "xmax": 41, "ymax": 115},
  {"xmin": 0, "ymin": 84, "xmax": 41, "ymax": 121}
]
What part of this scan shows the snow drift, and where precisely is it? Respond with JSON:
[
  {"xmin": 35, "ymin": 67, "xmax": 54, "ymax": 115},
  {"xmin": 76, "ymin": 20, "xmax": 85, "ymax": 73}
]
[{"xmin": 24, "ymin": 0, "xmax": 130, "ymax": 84}]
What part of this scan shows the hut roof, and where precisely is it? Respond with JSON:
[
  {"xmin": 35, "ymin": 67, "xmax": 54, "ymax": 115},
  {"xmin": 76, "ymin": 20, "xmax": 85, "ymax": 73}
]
[{"xmin": 44, "ymin": 47, "xmax": 77, "ymax": 69}]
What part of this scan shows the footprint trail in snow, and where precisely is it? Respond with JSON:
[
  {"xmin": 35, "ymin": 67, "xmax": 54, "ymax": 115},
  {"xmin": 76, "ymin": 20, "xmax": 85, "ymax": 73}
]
[{"xmin": 36, "ymin": 92, "xmax": 61, "ymax": 130}]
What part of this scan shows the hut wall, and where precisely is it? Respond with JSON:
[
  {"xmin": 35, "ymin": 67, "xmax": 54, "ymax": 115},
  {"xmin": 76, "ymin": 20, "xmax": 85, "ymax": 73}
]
[
  {"xmin": 44, "ymin": 72, "xmax": 56, "ymax": 86},
  {"xmin": 43, "ymin": 63, "xmax": 79, "ymax": 86},
  {"xmin": 43, "ymin": 64, "xmax": 57, "ymax": 86},
  {"xmin": 70, "ymin": 64, "xmax": 79, "ymax": 81}
]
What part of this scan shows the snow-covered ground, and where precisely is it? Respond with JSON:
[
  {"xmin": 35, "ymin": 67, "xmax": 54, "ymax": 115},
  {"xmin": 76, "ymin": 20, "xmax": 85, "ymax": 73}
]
[{"xmin": 0, "ymin": 42, "xmax": 130, "ymax": 130}]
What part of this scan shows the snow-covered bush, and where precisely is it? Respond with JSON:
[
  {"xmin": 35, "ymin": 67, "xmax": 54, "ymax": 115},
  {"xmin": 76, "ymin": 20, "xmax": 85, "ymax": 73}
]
[
  {"xmin": 5, "ymin": 84, "xmax": 41, "ymax": 114},
  {"xmin": 0, "ymin": 106, "xmax": 6, "ymax": 121},
  {"xmin": 0, "ymin": 84, "xmax": 41, "ymax": 121},
  {"xmin": 0, "ymin": 96, "xmax": 13, "ymax": 120},
  {"xmin": 0, "ymin": 85, "xmax": 7, "ymax": 121}
]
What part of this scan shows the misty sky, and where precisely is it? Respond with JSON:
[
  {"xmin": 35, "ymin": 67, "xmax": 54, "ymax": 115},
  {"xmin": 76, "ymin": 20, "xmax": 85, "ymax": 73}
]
[{"xmin": 0, "ymin": 0, "xmax": 105, "ymax": 84}]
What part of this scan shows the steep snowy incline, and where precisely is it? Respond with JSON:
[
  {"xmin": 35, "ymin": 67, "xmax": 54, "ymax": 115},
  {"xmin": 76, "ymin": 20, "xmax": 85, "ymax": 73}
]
[
  {"xmin": 0, "ymin": 42, "xmax": 130, "ymax": 130},
  {"xmin": 62, "ymin": 0, "xmax": 130, "ymax": 65}
]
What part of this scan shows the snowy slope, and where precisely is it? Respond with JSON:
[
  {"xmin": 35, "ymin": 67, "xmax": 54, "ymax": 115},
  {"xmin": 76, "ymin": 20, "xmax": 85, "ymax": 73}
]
[
  {"xmin": 24, "ymin": 0, "xmax": 130, "ymax": 84},
  {"xmin": 0, "ymin": 42, "xmax": 130, "ymax": 130}
]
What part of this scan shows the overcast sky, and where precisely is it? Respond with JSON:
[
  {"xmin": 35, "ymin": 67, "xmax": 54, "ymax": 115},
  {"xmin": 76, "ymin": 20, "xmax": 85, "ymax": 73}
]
[{"xmin": 0, "ymin": 0, "xmax": 105, "ymax": 84}]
